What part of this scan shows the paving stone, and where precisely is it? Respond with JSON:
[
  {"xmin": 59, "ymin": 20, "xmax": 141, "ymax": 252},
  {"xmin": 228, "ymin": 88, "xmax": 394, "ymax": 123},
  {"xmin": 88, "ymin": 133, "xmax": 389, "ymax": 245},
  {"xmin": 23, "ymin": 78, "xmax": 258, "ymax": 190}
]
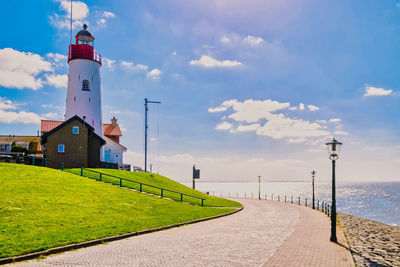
[{"xmin": 11, "ymin": 199, "xmax": 354, "ymax": 267}]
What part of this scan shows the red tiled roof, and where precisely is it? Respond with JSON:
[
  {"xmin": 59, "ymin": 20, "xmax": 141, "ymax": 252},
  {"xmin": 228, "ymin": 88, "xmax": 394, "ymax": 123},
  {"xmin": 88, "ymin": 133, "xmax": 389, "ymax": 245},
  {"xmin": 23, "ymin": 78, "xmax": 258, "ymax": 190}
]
[
  {"xmin": 41, "ymin": 120, "xmax": 123, "ymax": 137},
  {"xmin": 103, "ymin": 123, "xmax": 122, "ymax": 136},
  {"xmin": 41, "ymin": 120, "xmax": 63, "ymax": 133}
]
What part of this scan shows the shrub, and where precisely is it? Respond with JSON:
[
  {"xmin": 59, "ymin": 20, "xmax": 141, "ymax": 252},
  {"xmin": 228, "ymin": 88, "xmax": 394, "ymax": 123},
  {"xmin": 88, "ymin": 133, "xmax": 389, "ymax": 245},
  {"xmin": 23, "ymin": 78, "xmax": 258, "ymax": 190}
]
[{"xmin": 11, "ymin": 145, "xmax": 28, "ymax": 153}]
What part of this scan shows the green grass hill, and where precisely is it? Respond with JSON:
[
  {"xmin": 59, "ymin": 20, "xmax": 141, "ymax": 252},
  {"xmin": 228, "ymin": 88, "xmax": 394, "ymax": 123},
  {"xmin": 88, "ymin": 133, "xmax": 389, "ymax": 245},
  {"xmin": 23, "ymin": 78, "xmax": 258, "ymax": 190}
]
[{"xmin": 0, "ymin": 163, "xmax": 240, "ymax": 259}]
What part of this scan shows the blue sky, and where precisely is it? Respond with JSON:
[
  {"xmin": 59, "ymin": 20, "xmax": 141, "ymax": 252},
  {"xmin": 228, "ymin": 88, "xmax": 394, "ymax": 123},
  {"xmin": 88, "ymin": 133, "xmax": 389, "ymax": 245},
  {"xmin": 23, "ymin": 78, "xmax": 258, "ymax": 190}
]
[{"xmin": 1, "ymin": 0, "xmax": 400, "ymax": 181}]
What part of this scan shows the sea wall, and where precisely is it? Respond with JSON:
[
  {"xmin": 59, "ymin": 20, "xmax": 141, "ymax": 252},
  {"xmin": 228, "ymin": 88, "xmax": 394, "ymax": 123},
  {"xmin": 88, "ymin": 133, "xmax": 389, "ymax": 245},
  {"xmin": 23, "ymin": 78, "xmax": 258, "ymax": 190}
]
[{"xmin": 338, "ymin": 213, "xmax": 400, "ymax": 267}]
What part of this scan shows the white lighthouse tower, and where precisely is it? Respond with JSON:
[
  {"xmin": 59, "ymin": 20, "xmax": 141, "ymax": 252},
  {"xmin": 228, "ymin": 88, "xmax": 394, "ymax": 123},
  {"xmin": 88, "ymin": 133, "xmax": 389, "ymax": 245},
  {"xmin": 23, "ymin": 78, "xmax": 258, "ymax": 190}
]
[{"xmin": 65, "ymin": 24, "xmax": 103, "ymax": 137}]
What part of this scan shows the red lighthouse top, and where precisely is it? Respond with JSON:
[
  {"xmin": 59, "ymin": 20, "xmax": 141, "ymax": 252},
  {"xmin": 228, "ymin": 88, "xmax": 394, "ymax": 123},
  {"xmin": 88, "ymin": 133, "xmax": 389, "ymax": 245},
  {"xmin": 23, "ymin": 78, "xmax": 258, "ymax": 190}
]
[{"xmin": 68, "ymin": 24, "xmax": 102, "ymax": 65}]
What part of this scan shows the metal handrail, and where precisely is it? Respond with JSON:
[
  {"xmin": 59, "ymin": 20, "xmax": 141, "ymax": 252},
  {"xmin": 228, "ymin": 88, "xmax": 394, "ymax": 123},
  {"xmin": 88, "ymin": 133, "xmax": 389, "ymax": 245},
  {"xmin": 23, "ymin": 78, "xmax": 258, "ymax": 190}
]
[{"xmin": 77, "ymin": 168, "xmax": 206, "ymax": 206}]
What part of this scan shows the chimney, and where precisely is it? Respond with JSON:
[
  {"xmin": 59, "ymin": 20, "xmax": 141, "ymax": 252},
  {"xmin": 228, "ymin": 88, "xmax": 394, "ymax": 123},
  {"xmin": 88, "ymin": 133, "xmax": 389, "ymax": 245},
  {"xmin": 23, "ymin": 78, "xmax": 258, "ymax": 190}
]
[{"xmin": 111, "ymin": 117, "xmax": 118, "ymax": 126}]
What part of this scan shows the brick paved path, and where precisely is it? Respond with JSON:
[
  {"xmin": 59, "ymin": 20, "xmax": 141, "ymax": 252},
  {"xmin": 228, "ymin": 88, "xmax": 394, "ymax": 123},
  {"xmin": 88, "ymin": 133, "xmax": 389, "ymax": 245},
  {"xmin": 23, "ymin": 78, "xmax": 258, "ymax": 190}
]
[{"xmin": 14, "ymin": 199, "xmax": 354, "ymax": 266}]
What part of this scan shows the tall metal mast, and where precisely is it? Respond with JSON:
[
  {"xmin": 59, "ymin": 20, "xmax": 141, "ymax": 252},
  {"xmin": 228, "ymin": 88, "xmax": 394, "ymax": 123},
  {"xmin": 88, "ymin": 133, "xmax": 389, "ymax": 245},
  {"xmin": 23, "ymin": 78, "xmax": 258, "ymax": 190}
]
[{"xmin": 144, "ymin": 98, "xmax": 161, "ymax": 172}]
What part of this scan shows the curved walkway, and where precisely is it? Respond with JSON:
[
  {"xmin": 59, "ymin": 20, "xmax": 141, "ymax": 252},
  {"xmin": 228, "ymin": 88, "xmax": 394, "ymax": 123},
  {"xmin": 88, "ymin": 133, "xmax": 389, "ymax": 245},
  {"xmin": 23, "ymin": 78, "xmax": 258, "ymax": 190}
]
[{"xmin": 14, "ymin": 199, "xmax": 354, "ymax": 267}]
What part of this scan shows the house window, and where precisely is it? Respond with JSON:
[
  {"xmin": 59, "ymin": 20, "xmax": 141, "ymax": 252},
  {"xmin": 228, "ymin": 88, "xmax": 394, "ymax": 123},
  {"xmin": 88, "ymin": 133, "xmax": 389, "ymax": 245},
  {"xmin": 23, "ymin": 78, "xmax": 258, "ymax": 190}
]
[
  {"xmin": 72, "ymin": 126, "xmax": 79, "ymax": 135},
  {"xmin": 82, "ymin": 80, "xmax": 90, "ymax": 91},
  {"xmin": 58, "ymin": 144, "xmax": 65, "ymax": 153}
]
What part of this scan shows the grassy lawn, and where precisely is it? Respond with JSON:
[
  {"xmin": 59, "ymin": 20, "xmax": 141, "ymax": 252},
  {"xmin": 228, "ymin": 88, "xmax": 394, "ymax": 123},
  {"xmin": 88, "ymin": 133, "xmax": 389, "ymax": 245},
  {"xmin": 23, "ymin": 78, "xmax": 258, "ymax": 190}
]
[
  {"xmin": 66, "ymin": 168, "xmax": 242, "ymax": 208},
  {"xmin": 0, "ymin": 163, "xmax": 238, "ymax": 259}
]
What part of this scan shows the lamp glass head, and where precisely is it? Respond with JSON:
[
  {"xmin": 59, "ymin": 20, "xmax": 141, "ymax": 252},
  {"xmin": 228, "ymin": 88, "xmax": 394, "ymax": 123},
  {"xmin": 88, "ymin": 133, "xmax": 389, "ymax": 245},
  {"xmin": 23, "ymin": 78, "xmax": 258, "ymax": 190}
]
[{"xmin": 325, "ymin": 138, "xmax": 342, "ymax": 158}]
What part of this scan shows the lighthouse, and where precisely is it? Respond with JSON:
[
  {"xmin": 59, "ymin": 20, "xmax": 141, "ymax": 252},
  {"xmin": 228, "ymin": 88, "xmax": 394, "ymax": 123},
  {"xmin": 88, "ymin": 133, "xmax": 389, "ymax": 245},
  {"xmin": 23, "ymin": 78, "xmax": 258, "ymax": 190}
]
[{"xmin": 65, "ymin": 24, "xmax": 103, "ymax": 137}]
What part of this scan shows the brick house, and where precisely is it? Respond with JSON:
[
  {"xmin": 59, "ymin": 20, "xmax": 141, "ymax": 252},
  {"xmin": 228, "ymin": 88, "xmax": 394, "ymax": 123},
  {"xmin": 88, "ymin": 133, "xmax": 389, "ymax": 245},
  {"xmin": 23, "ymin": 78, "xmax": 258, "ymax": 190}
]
[
  {"xmin": 41, "ymin": 116, "xmax": 127, "ymax": 164},
  {"xmin": 41, "ymin": 115, "xmax": 105, "ymax": 168}
]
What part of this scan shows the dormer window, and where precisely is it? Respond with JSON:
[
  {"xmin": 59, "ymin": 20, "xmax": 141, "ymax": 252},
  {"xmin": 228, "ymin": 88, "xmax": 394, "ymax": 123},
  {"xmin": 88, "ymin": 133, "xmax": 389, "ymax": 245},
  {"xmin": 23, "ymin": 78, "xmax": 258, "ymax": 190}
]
[{"xmin": 82, "ymin": 80, "xmax": 90, "ymax": 91}]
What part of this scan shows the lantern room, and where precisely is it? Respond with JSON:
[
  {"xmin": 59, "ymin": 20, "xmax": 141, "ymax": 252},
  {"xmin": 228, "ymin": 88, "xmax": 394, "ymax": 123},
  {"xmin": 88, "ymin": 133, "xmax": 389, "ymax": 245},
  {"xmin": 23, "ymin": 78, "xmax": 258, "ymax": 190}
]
[{"xmin": 68, "ymin": 24, "xmax": 102, "ymax": 65}]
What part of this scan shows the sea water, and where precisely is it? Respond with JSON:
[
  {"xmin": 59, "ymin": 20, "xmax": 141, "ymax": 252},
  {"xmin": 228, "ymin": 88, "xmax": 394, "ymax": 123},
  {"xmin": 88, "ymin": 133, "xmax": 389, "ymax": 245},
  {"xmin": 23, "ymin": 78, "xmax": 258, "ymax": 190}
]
[{"xmin": 183, "ymin": 181, "xmax": 400, "ymax": 226}]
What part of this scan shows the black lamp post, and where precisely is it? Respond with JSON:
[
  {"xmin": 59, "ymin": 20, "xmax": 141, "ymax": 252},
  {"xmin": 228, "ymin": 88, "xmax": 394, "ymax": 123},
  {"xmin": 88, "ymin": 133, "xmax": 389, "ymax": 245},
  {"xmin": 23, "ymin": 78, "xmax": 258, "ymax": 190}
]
[
  {"xmin": 311, "ymin": 170, "xmax": 316, "ymax": 209},
  {"xmin": 325, "ymin": 138, "xmax": 342, "ymax": 243},
  {"xmin": 258, "ymin": 176, "xmax": 261, "ymax": 200}
]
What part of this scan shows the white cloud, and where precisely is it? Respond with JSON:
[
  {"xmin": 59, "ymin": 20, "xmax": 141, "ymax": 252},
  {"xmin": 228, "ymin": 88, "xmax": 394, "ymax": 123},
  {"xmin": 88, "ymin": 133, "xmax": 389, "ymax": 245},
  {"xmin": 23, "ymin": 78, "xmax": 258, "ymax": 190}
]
[
  {"xmin": 147, "ymin": 69, "xmax": 162, "ymax": 80},
  {"xmin": 307, "ymin": 104, "xmax": 319, "ymax": 111},
  {"xmin": 102, "ymin": 58, "xmax": 116, "ymax": 70},
  {"xmin": 172, "ymin": 51, "xmax": 177, "ymax": 56},
  {"xmin": 210, "ymin": 98, "xmax": 331, "ymax": 143},
  {"xmin": 46, "ymin": 53, "xmax": 67, "ymax": 67},
  {"xmin": 215, "ymin": 121, "xmax": 233, "ymax": 130},
  {"xmin": 208, "ymin": 106, "xmax": 228, "ymax": 113},
  {"xmin": 221, "ymin": 36, "xmax": 231, "ymax": 44},
  {"xmin": 103, "ymin": 11, "xmax": 115, "ymax": 18},
  {"xmin": 329, "ymin": 118, "xmax": 341, "ymax": 123},
  {"xmin": 189, "ymin": 55, "xmax": 242, "ymax": 68},
  {"xmin": 0, "ymin": 48, "xmax": 53, "ymax": 90},
  {"xmin": 98, "ymin": 11, "xmax": 116, "ymax": 26},
  {"xmin": 60, "ymin": 0, "xmax": 89, "ymax": 20},
  {"xmin": 45, "ymin": 74, "xmax": 68, "ymax": 88},
  {"xmin": 0, "ymin": 97, "xmax": 41, "ymax": 124},
  {"xmin": 299, "ymin": 103, "xmax": 305, "ymax": 110},
  {"xmin": 235, "ymin": 123, "xmax": 261, "ymax": 132},
  {"xmin": 121, "ymin": 60, "xmax": 148, "ymax": 71},
  {"xmin": 242, "ymin": 35, "xmax": 265, "ymax": 46},
  {"xmin": 210, "ymin": 99, "xmax": 290, "ymax": 123},
  {"xmin": 289, "ymin": 106, "xmax": 297, "ymax": 111},
  {"xmin": 42, "ymin": 112, "xmax": 61, "ymax": 120},
  {"xmin": 363, "ymin": 85, "xmax": 392, "ymax": 97},
  {"xmin": 51, "ymin": 1, "xmax": 89, "ymax": 29}
]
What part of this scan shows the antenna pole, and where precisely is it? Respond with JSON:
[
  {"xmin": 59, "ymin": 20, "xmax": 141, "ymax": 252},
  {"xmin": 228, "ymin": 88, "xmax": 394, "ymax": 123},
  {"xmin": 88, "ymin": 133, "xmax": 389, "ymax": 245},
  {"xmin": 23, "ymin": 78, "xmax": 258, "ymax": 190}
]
[
  {"xmin": 144, "ymin": 98, "xmax": 161, "ymax": 172},
  {"xmin": 70, "ymin": 0, "xmax": 73, "ymax": 44}
]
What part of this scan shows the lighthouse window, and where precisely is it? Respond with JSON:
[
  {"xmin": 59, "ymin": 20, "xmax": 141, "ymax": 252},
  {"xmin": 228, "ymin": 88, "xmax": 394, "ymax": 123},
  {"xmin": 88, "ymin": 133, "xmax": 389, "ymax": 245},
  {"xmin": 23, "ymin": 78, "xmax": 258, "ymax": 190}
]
[{"xmin": 82, "ymin": 80, "xmax": 90, "ymax": 91}]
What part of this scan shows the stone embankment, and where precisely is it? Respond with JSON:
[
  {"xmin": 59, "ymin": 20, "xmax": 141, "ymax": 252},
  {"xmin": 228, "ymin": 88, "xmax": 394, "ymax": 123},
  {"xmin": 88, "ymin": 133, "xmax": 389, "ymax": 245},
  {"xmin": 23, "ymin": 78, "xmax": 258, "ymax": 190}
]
[{"xmin": 338, "ymin": 213, "xmax": 400, "ymax": 267}]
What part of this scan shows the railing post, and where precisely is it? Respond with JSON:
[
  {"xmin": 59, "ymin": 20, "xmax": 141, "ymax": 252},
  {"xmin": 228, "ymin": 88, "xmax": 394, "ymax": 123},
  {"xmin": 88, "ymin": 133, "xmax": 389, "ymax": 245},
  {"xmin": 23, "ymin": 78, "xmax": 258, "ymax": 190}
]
[
  {"xmin": 291, "ymin": 196, "xmax": 293, "ymax": 203},
  {"xmin": 317, "ymin": 200, "xmax": 319, "ymax": 210},
  {"xmin": 161, "ymin": 188, "xmax": 164, "ymax": 197},
  {"xmin": 32, "ymin": 156, "xmax": 35, "ymax": 166},
  {"xmin": 100, "ymin": 173, "xmax": 102, "ymax": 181},
  {"xmin": 80, "ymin": 168, "xmax": 83, "ymax": 176},
  {"xmin": 140, "ymin": 183, "xmax": 142, "ymax": 192},
  {"xmin": 272, "ymin": 194, "xmax": 273, "ymax": 201},
  {"xmin": 285, "ymin": 195, "xmax": 287, "ymax": 203},
  {"xmin": 305, "ymin": 198, "xmax": 307, "ymax": 206},
  {"xmin": 181, "ymin": 194, "xmax": 183, "ymax": 202},
  {"xmin": 278, "ymin": 195, "xmax": 280, "ymax": 202},
  {"xmin": 120, "ymin": 178, "xmax": 122, "ymax": 187},
  {"xmin": 298, "ymin": 197, "xmax": 300, "ymax": 205},
  {"xmin": 201, "ymin": 199, "xmax": 204, "ymax": 206},
  {"xmin": 61, "ymin": 162, "xmax": 64, "ymax": 171}
]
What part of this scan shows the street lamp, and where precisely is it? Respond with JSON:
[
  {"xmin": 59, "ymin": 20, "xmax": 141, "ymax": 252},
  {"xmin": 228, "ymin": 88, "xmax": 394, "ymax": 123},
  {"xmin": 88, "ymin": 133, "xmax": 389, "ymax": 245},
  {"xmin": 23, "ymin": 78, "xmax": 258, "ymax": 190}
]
[
  {"xmin": 258, "ymin": 176, "xmax": 261, "ymax": 200},
  {"xmin": 325, "ymin": 138, "xmax": 342, "ymax": 243},
  {"xmin": 311, "ymin": 170, "xmax": 316, "ymax": 209}
]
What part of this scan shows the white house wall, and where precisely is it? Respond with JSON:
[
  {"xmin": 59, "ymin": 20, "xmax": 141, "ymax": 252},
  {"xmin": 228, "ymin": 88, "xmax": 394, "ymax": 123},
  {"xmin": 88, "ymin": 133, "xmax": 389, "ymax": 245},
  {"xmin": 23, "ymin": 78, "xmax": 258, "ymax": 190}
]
[{"xmin": 102, "ymin": 140, "xmax": 124, "ymax": 164}]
